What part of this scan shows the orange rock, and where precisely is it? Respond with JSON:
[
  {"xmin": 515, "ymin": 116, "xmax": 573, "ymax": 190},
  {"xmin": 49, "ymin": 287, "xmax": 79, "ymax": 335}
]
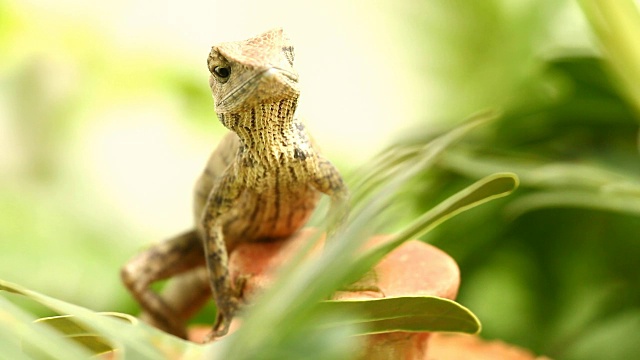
[
  {"xmin": 209, "ymin": 228, "xmax": 459, "ymax": 360},
  {"xmin": 428, "ymin": 333, "xmax": 552, "ymax": 360},
  {"xmin": 188, "ymin": 229, "xmax": 547, "ymax": 360}
]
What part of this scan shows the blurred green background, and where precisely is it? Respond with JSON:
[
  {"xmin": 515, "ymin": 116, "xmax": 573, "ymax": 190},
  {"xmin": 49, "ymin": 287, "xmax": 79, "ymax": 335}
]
[{"xmin": 1, "ymin": 0, "xmax": 639, "ymax": 359}]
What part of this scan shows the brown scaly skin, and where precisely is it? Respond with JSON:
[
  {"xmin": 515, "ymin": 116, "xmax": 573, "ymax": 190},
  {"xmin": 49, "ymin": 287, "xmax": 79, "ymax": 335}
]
[{"xmin": 121, "ymin": 28, "xmax": 349, "ymax": 341}]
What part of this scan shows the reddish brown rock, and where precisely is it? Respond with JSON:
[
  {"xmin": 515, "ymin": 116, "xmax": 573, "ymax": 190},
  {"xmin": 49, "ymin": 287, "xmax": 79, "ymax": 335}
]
[
  {"xmin": 187, "ymin": 229, "xmax": 547, "ymax": 360},
  {"xmin": 194, "ymin": 228, "xmax": 459, "ymax": 359},
  {"xmin": 427, "ymin": 333, "xmax": 552, "ymax": 360}
]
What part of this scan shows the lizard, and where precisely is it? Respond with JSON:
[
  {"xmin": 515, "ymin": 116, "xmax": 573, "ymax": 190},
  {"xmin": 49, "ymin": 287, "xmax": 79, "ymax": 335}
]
[{"xmin": 121, "ymin": 28, "xmax": 349, "ymax": 340}]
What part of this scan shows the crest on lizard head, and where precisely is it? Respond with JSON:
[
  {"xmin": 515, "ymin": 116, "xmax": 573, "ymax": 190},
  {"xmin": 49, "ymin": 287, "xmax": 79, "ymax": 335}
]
[{"xmin": 208, "ymin": 28, "xmax": 300, "ymax": 114}]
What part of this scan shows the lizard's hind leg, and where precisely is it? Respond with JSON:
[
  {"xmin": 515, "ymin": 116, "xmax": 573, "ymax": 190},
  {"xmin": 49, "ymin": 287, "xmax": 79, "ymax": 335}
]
[
  {"xmin": 140, "ymin": 268, "xmax": 212, "ymax": 337},
  {"xmin": 121, "ymin": 230, "xmax": 205, "ymax": 338}
]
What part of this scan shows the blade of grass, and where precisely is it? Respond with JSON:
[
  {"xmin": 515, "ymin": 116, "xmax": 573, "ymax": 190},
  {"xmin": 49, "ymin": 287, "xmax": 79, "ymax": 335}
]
[
  {"xmin": 351, "ymin": 173, "xmax": 518, "ymax": 284},
  {"xmin": 579, "ymin": 0, "xmax": 640, "ymax": 115},
  {"xmin": 350, "ymin": 109, "xmax": 499, "ymax": 205},
  {"xmin": 0, "ymin": 295, "xmax": 92, "ymax": 360},
  {"xmin": 1, "ymin": 279, "xmax": 203, "ymax": 359}
]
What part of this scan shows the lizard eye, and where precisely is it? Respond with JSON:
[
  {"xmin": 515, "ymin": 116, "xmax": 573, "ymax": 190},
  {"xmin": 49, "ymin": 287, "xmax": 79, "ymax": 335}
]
[{"xmin": 212, "ymin": 66, "xmax": 231, "ymax": 81}]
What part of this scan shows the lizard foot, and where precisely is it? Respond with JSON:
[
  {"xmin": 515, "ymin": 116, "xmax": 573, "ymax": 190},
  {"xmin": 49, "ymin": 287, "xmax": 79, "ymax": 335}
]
[
  {"xmin": 202, "ymin": 274, "xmax": 252, "ymax": 342},
  {"xmin": 203, "ymin": 294, "xmax": 242, "ymax": 342}
]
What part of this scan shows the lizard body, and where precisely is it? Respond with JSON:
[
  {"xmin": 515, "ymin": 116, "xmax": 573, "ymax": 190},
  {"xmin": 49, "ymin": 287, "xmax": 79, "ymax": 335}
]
[{"xmin": 121, "ymin": 28, "xmax": 348, "ymax": 340}]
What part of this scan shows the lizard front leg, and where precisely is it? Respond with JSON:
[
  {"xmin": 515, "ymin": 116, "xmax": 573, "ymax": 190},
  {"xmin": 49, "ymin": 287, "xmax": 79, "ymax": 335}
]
[
  {"xmin": 201, "ymin": 173, "xmax": 243, "ymax": 340},
  {"xmin": 312, "ymin": 157, "xmax": 350, "ymax": 236}
]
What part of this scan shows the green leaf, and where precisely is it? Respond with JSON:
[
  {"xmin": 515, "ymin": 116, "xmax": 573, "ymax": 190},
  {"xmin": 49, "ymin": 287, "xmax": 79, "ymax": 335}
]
[
  {"xmin": 318, "ymin": 296, "xmax": 480, "ymax": 334},
  {"xmin": 33, "ymin": 313, "xmax": 137, "ymax": 355},
  {"xmin": 352, "ymin": 173, "xmax": 519, "ymax": 281},
  {"xmin": 439, "ymin": 149, "xmax": 640, "ymax": 217},
  {"xmin": 507, "ymin": 190, "xmax": 640, "ymax": 218},
  {"xmin": 579, "ymin": 0, "xmax": 640, "ymax": 115},
  {"xmin": 350, "ymin": 109, "xmax": 500, "ymax": 205},
  {"xmin": 0, "ymin": 279, "xmax": 205, "ymax": 359},
  {"xmin": 0, "ymin": 295, "xmax": 92, "ymax": 360}
]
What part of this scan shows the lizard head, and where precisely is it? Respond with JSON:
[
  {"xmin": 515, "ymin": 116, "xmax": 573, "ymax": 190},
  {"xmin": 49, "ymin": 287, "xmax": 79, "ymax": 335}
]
[{"xmin": 208, "ymin": 28, "xmax": 300, "ymax": 114}]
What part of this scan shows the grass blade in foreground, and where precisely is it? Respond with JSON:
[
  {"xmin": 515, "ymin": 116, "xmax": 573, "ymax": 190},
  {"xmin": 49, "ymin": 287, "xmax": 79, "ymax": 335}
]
[
  {"xmin": 352, "ymin": 172, "xmax": 519, "ymax": 281},
  {"xmin": 579, "ymin": 0, "xmax": 640, "ymax": 114},
  {"xmin": 0, "ymin": 295, "xmax": 92, "ymax": 360},
  {"xmin": 0, "ymin": 279, "xmax": 204, "ymax": 359},
  {"xmin": 34, "ymin": 313, "xmax": 137, "ymax": 355},
  {"xmin": 350, "ymin": 110, "xmax": 500, "ymax": 205}
]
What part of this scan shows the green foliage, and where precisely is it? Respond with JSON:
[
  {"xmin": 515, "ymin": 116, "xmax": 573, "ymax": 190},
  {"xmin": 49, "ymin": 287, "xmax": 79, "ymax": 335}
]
[
  {"xmin": 1, "ymin": 280, "xmax": 199, "ymax": 359},
  {"xmin": 2, "ymin": 0, "xmax": 640, "ymax": 359},
  {"xmin": 579, "ymin": 0, "xmax": 640, "ymax": 114},
  {"xmin": 1, "ymin": 116, "xmax": 517, "ymax": 358},
  {"xmin": 397, "ymin": 2, "xmax": 640, "ymax": 358},
  {"xmin": 0, "ymin": 295, "xmax": 92, "ymax": 360},
  {"xmin": 191, "ymin": 116, "xmax": 516, "ymax": 360}
]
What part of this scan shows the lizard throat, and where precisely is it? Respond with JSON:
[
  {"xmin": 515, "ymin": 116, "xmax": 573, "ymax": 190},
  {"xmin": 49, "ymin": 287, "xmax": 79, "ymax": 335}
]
[{"xmin": 217, "ymin": 98, "xmax": 300, "ymax": 149}]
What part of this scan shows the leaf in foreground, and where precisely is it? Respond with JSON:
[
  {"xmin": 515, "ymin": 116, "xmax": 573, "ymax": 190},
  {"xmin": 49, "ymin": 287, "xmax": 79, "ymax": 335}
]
[
  {"xmin": 318, "ymin": 296, "xmax": 481, "ymax": 334},
  {"xmin": 0, "ymin": 279, "xmax": 205, "ymax": 359}
]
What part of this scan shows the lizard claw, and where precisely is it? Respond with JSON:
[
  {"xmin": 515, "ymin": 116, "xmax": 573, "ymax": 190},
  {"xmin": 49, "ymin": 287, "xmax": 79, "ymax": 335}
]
[
  {"xmin": 234, "ymin": 273, "xmax": 252, "ymax": 299},
  {"xmin": 203, "ymin": 294, "xmax": 242, "ymax": 342},
  {"xmin": 202, "ymin": 274, "xmax": 251, "ymax": 342},
  {"xmin": 203, "ymin": 321, "xmax": 232, "ymax": 342}
]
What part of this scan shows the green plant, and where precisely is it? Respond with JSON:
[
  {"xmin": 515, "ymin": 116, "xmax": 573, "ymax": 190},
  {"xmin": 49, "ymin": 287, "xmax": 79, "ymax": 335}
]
[{"xmin": 1, "ymin": 115, "xmax": 517, "ymax": 359}]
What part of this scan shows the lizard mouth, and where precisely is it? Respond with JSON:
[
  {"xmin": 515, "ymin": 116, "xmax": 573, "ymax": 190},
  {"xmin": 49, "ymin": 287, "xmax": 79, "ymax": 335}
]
[{"xmin": 217, "ymin": 67, "xmax": 299, "ymax": 111}]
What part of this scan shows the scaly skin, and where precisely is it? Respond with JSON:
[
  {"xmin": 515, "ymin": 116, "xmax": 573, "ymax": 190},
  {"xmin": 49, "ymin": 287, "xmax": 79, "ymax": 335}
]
[{"xmin": 121, "ymin": 28, "xmax": 348, "ymax": 341}]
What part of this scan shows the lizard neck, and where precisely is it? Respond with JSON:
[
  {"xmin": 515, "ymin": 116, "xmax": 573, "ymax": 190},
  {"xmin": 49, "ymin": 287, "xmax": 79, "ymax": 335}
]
[{"xmin": 217, "ymin": 98, "xmax": 300, "ymax": 151}]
